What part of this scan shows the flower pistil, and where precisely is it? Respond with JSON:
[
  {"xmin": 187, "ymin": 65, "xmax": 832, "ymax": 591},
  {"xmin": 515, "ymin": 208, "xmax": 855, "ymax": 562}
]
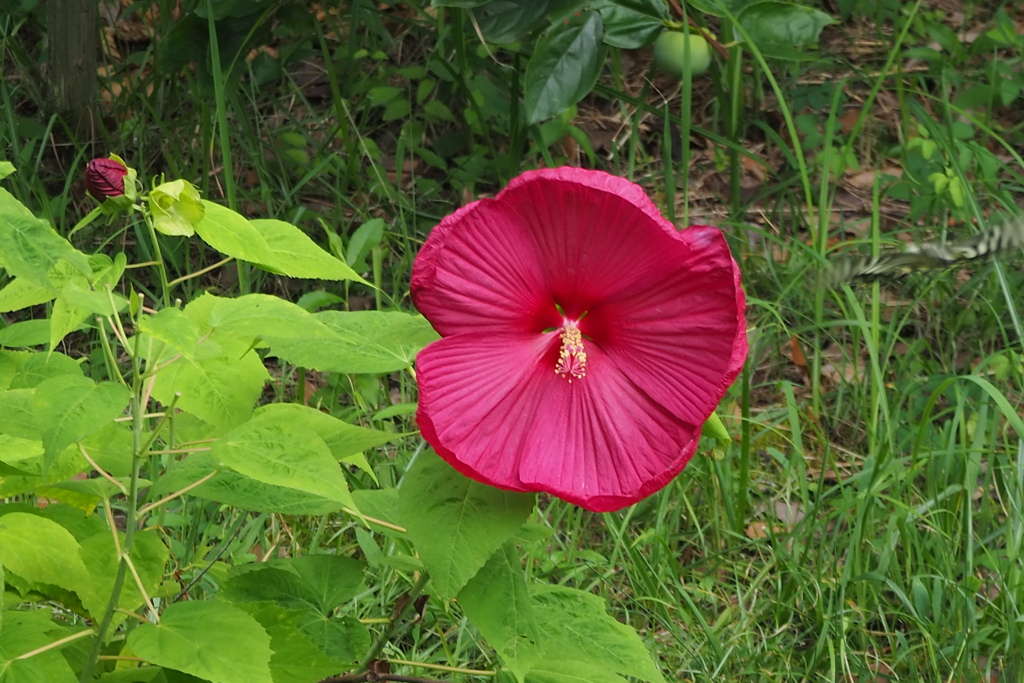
[{"xmin": 555, "ymin": 320, "xmax": 587, "ymax": 382}]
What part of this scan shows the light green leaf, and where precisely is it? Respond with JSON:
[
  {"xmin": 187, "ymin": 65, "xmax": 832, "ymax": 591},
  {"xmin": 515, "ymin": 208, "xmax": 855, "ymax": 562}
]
[
  {"xmin": 151, "ymin": 453, "xmax": 343, "ymax": 515},
  {"xmin": 32, "ymin": 375, "xmax": 131, "ymax": 465},
  {"xmin": 0, "ymin": 390, "xmax": 39, "ymax": 440},
  {"xmin": 0, "ymin": 188, "xmax": 92, "ymax": 289},
  {"xmin": 194, "ymin": 200, "xmax": 272, "ymax": 263},
  {"xmin": 275, "ymin": 310, "xmax": 438, "ymax": 374},
  {"xmin": 0, "ymin": 277, "xmax": 56, "ymax": 313},
  {"xmin": 137, "ymin": 307, "xmax": 207, "ymax": 362},
  {"xmin": 250, "ymin": 219, "xmax": 367, "ymax": 282},
  {"xmin": 221, "ymin": 555, "xmax": 365, "ymax": 614},
  {"xmin": 525, "ymin": 11, "xmax": 604, "ymax": 124},
  {"xmin": 150, "ymin": 347, "xmax": 268, "ymax": 428},
  {"xmin": 460, "ymin": 544, "xmax": 542, "ymax": 682},
  {"xmin": 0, "ymin": 513, "xmax": 92, "ymax": 601},
  {"xmin": 212, "ymin": 409, "xmax": 357, "ymax": 510},
  {"xmin": 77, "ymin": 530, "xmax": 168, "ymax": 620},
  {"xmin": 253, "ymin": 402, "xmax": 399, "ymax": 462},
  {"xmin": 235, "ymin": 603, "xmax": 348, "ymax": 683},
  {"xmin": 127, "ymin": 601, "xmax": 273, "ymax": 683},
  {"xmin": 208, "ymin": 293, "xmax": 335, "ymax": 341},
  {"xmin": 0, "ymin": 610, "xmax": 78, "ymax": 683},
  {"xmin": 398, "ymin": 450, "xmax": 535, "ymax": 599},
  {"xmin": 526, "ymin": 658, "xmax": 629, "ymax": 683},
  {"xmin": 0, "ymin": 161, "xmax": 14, "ymax": 180},
  {"xmin": 530, "ymin": 585, "xmax": 666, "ymax": 683},
  {"xmin": 9, "ymin": 352, "xmax": 82, "ymax": 388}
]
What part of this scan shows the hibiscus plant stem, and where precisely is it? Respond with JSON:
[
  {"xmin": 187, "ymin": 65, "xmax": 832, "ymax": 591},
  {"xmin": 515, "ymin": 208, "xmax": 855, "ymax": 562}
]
[{"xmin": 356, "ymin": 571, "xmax": 431, "ymax": 673}]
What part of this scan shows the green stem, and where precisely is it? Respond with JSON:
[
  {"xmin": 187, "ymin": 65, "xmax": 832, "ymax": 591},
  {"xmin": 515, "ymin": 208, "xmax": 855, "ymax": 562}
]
[
  {"xmin": 356, "ymin": 572, "xmax": 431, "ymax": 672},
  {"xmin": 79, "ymin": 330, "xmax": 147, "ymax": 681}
]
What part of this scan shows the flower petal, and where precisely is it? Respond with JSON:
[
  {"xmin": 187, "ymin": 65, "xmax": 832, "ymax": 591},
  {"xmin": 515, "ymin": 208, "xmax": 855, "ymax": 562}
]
[{"xmin": 417, "ymin": 333, "xmax": 702, "ymax": 512}]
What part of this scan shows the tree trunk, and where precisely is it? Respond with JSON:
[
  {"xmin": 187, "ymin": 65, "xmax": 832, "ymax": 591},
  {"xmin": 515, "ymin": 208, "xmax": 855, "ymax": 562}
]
[{"xmin": 49, "ymin": 0, "xmax": 99, "ymax": 140}]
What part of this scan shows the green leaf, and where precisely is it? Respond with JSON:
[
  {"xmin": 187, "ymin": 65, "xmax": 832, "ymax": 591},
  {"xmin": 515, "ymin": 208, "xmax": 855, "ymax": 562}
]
[
  {"xmin": 249, "ymin": 219, "xmax": 367, "ymax": 283},
  {"xmin": 299, "ymin": 614, "xmax": 370, "ymax": 666},
  {"xmin": 150, "ymin": 345, "xmax": 269, "ymax": 428},
  {"xmin": 474, "ymin": 0, "xmax": 552, "ymax": 44},
  {"xmin": 212, "ymin": 409, "xmax": 357, "ymax": 510},
  {"xmin": 398, "ymin": 449, "xmax": 535, "ymax": 599},
  {"xmin": 735, "ymin": 1, "xmax": 837, "ymax": 60},
  {"xmin": 9, "ymin": 351, "xmax": 82, "ymax": 388},
  {"xmin": 222, "ymin": 555, "xmax": 365, "ymax": 614},
  {"xmin": 460, "ymin": 544, "xmax": 542, "ymax": 683},
  {"xmin": 80, "ymin": 529, "xmax": 168, "ymax": 619},
  {"xmin": 0, "ymin": 161, "xmax": 14, "ymax": 180},
  {"xmin": 0, "ymin": 189, "xmax": 92, "ymax": 289},
  {"xmin": 0, "ymin": 320, "xmax": 54, "ymax": 348},
  {"xmin": 152, "ymin": 453, "xmax": 344, "ymax": 515},
  {"xmin": 300, "ymin": 310, "xmax": 439, "ymax": 373},
  {"xmin": 0, "ymin": 610, "xmax": 79, "ymax": 682},
  {"xmin": 235, "ymin": 603, "xmax": 348, "ymax": 683},
  {"xmin": 208, "ymin": 293, "xmax": 335, "ymax": 341},
  {"xmin": 592, "ymin": 0, "xmax": 668, "ymax": 49},
  {"xmin": 432, "ymin": 0, "xmax": 491, "ymax": 6},
  {"xmin": 0, "ymin": 512, "xmax": 92, "ymax": 602},
  {"xmin": 252, "ymin": 402, "xmax": 399, "ymax": 463},
  {"xmin": 137, "ymin": 307, "xmax": 207, "ymax": 361},
  {"xmin": 524, "ymin": 11, "xmax": 604, "ymax": 124},
  {"xmin": 526, "ymin": 659, "xmax": 629, "ymax": 683},
  {"xmin": 0, "ymin": 390, "xmax": 39, "ymax": 440},
  {"xmin": 194, "ymin": 200, "xmax": 272, "ymax": 263},
  {"xmin": 0, "ymin": 277, "xmax": 57, "ymax": 313},
  {"xmin": 530, "ymin": 585, "xmax": 666, "ymax": 683},
  {"xmin": 127, "ymin": 601, "xmax": 273, "ymax": 683},
  {"xmin": 32, "ymin": 375, "xmax": 131, "ymax": 465},
  {"xmin": 685, "ymin": 0, "xmax": 750, "ymax": 17}
]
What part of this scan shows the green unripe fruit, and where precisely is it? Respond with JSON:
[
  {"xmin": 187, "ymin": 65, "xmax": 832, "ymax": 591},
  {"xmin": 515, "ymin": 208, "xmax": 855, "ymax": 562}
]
[{"xmin": 653, "ymin": 31, "xmax": 712, "ymax": 78}]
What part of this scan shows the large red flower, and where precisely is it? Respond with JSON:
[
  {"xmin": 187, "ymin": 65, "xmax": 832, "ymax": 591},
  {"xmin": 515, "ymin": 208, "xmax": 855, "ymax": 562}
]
[{"xmin": 411, "ymin": 167, "xmax": 747, "ymax": 512}]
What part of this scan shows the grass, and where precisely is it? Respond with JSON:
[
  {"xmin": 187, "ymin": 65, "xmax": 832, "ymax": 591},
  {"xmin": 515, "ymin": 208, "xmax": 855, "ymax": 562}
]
[{"xmin": 3, "ymin": 1, "xmax": 1024, "ymax": 681}]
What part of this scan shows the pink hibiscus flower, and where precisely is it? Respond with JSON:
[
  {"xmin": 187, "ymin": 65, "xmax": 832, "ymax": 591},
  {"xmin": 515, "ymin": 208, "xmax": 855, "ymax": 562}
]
[{"xmin": 411, "ymin": 167, "xmax": 747, "ymax": 512}]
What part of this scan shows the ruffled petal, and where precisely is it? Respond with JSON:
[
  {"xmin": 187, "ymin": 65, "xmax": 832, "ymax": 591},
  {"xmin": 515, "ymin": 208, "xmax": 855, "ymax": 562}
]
[
  {"xmin": 584, "ymin": 226, "xmax": 747, "ymax": 426},
  {"xmin": 417, "ymin": 334, "xmax": 701, "ymax": 512}
]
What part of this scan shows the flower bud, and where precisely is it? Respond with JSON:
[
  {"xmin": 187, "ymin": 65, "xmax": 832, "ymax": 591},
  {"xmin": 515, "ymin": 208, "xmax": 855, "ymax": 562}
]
[
  {"xmin": 85, "ymin": 154, "xmax": 138, "ymax": 214},
  {"xmin": 148, "ymin": 179, "xmax": 204, "ymax": 237}
]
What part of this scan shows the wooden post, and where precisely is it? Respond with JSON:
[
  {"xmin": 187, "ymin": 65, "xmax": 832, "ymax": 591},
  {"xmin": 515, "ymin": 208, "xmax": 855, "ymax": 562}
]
[{"xmin": 49, "ymin": 0, "xmax": 99, "ymax": 140}]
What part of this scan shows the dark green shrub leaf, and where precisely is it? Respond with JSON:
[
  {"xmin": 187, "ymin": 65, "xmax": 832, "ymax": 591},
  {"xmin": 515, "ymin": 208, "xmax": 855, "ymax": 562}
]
[
  {"xmin": 592, "ymin": 0, "xmax": 668, "ymax": 49},
  {"xmin": 736, "ymin": 2, "xmax": 837, "ymax": 60},
  {"xmin": 525, "ymin": 11, "xmax": 604, "ymax": 124},
  {"xmin": 474, "ymin": 0, "xmax": 552, "ymax": 44}
]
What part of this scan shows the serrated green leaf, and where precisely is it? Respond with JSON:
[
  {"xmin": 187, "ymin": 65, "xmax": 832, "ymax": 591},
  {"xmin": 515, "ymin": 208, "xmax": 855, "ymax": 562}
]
[
  {"xmin": 253, "ymin": 402, "xmax": 398, "ymax": 464},
  {"xmin": 398, "ymin": 449, "xmax": 535, "ymax": 599},
  {"xmin": 78, "ymin": 529, "xmax": 168, "ymax": 620},
  {"xmin": 128, "ymin": 601, "xmax": 273, "ymax": 683},
  {"xmin": 526, "ymin": 658, "xmax": 629, "ymax": 683},
  {"xmin": 300, "ymin": 310, "xmax": 439, "ymax": 373},
  {"xmin": 234, "ymin": 603, "xmax": 348, "ymax": 683},
  {"xmin": 150, "ymin": 346, "xmax": 268, "ymax": 428},
  {"xmin": 249, "ymin": 219, "xmax": 368, "ymax": 282},
  {"xmin": 222, "ymin": 555, "xmax": 365, "ymax": 614},
  {"xmin": 137, "ymin": 307, "xmax": 206, "ymax": 361},
  {"xmin": 299, "ymin": 614, "xmax": 370, "ymax": 666},
  {"xmin": 0, "ymin": 189, "xmax": 92, "ymax": 289},
  {"xmin": 0, "ymin": 512, "xmax": 92, "ymax": 602},
  {"xmin": 194, "ymin": 200, "xmax": 272, "ymax": 263},
  {"xmin": 0, "ymin": 277, "xmax": 56, "ymax": 313},
  {"xmin": 530, "ymin": 585, "xmax": 666, "ymax": 683},
  {"xmin": 208, "ymin": 293, "xmax": 335, "ymax": 341},
  {"xmin": 525, "ymin": 11, "xmax": 604, "ymax": 124},
  {"xmin": 460, "ymin": 544, "xmax": 542, "ymax": 683},
  {"xmin": 151, "ymin": 452, "xmax": 344, "ymax": 515},
  {"xmin": 9, "ymin": 352, "xmax": 82, "ymax": 388},
  {"xmin": 0, "ymin": 610, "xmax": 79, "ymax": 682},
  {"xmin": 212, "ymin": 409, "xmax": 357, "ymax": 510},
  {"xmin": 32, "ymin": 375, "xmax": 131, "ymax": 465}
]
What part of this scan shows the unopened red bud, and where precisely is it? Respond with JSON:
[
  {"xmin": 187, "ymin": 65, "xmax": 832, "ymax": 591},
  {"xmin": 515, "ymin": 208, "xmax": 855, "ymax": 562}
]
[{"xmin": 85, "ymin": 157, "xmax": 129, "ymax": 201}]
